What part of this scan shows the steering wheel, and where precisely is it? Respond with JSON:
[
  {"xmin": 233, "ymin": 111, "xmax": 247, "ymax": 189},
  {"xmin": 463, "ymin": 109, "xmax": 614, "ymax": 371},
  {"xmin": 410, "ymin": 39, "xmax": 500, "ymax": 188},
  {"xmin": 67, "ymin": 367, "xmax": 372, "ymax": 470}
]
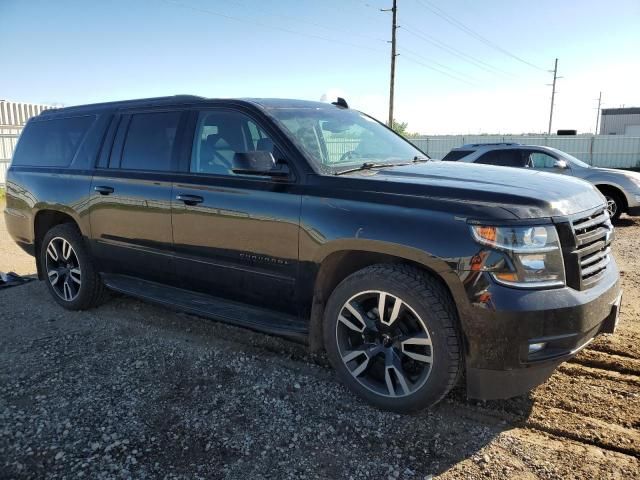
[{"xmin": 340, "ymin": 150, "xmax": 361, "ymax": 162}]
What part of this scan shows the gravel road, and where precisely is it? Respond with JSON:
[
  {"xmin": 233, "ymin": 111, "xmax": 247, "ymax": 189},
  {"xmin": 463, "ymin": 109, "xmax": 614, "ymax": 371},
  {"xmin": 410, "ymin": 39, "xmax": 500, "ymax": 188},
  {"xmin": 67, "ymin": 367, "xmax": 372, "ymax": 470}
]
[{"xmin": 1, "ymin": 207, "xmax": 639, "ymax": 479}]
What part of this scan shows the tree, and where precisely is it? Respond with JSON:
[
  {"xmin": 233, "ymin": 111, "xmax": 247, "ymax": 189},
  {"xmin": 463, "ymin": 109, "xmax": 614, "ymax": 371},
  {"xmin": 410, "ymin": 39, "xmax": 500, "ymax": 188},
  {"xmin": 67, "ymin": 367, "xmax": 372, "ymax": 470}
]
[{"xmin": 391, "ymin": 119, "xmax": 419, "ymax": 138}]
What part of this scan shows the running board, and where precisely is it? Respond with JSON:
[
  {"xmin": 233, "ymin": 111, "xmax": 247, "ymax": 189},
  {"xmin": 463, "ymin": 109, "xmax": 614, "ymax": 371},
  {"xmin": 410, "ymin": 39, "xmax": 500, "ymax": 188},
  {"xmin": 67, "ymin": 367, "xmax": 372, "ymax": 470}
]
[{"xmin": 101, "ymin": 274, "xmax": 308, "ymax": 343}]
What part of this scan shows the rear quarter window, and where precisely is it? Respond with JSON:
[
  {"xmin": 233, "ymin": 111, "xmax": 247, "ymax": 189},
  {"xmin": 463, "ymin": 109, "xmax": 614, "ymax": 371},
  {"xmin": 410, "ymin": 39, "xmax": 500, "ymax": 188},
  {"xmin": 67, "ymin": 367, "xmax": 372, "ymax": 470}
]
[
  {"xmin": 441, "ymin": 150, "xmax": 473, "ymax": 161},
  {"xmin": 12, "ymin": 116, "xmax": 95, "ymax": 167}
]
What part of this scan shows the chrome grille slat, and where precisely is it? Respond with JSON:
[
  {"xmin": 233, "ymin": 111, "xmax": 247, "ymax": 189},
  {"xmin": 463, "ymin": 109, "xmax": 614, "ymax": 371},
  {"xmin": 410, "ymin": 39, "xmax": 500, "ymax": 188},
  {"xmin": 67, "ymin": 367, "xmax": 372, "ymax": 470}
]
[
  {"xmin": 575, "ymin": 226, "xmax": 609, "ymax": 246},
  {"xmin": 581, "ymin": 247, "xmax": 611, "ymax": 268},
  {"xmin": 577, "ymin": 240, "xmax": 607, "ymax": 258},
  {"xmin": 581, "ymin": 255, "xmax": 610, "ymax": 277},
  {"xmin": 572, "ymin": 211, "xmax": 609, "ymax": 231},
  {"xmin": 570, "ymin": 207, "xmax": 612, "ymax": 289}
]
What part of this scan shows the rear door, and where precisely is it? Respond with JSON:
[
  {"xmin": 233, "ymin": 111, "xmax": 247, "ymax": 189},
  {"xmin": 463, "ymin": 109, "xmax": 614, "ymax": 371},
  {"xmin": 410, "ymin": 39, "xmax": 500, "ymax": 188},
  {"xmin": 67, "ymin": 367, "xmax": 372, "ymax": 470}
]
[
  {"xmin": 89, "ymin": 109, "xmax": 188, "ymax": 284},
  {"xmin": 171, "ymin": 106, "xmax": 301, "ymax": 315}
]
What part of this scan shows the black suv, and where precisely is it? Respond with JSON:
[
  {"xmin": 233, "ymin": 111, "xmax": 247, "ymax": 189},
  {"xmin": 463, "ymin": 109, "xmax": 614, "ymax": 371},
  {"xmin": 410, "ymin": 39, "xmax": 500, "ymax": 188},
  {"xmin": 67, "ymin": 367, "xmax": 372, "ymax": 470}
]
[{"xmin": 5, "ymin": 96, "xmax": 622, "ymax": 412}]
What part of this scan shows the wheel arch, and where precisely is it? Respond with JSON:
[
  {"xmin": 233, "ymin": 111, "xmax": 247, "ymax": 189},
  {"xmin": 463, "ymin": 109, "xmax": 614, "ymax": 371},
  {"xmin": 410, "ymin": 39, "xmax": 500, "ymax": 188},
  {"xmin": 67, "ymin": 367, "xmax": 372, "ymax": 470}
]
[
  {"xmin": 33, "ymin": 208, "xmax": 83, "ymax": 280},
  {"xmin": 594, "ymin": 183, "xmax": 628, "ymax": 212},
  {"xmin": 307, "ymin": 242, "xmax": 465, "ymax": 353}
]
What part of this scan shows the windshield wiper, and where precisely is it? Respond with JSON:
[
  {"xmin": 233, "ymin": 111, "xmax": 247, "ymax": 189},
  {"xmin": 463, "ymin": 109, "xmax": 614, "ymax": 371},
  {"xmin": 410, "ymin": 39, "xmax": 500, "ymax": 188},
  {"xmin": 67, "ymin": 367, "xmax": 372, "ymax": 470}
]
[{"xmin": 334, "ymin": 161, "xmax": 412, "ymax": 176}]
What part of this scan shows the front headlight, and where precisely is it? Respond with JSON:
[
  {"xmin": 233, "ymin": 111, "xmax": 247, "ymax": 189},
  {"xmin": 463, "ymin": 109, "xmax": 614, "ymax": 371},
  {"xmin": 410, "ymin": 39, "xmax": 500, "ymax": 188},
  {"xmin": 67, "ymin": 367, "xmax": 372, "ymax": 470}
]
[{"xmin": 470, "ymin": 224, "xmax": 565, "ymax": 288}]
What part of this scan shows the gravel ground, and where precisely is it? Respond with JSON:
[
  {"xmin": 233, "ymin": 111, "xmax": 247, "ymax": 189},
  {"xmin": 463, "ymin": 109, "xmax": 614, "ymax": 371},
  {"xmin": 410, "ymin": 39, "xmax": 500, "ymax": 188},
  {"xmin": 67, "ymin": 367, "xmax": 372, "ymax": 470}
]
[{"xmin": 1, "ymin": 206, "xmax": 639, "ymax": 479}]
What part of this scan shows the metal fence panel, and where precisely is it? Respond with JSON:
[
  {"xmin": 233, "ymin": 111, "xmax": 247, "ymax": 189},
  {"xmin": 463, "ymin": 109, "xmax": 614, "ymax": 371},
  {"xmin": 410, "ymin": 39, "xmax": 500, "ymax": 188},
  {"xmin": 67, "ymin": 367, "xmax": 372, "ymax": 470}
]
[
  {"xmin": 411, "ymin": 134, "xmax": 640, "ymax": 168},
  {"xmin": 2, "ymin": 130, "xmax": 640, "ymax": 187},
  {"xmin": 0, "ymin": 129, "xmax": 21, "ymax": 187}
]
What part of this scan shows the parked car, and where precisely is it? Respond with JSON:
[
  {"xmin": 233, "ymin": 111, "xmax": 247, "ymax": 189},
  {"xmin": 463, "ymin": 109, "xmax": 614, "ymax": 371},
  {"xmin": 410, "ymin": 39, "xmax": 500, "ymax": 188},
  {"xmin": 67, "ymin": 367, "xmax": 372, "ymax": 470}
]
[
  {"xmin": 442, "ymin": 143, "xmax": 640, "ymax": 220},
  {"xmin": 4, "ymin": 96, "xmax": 622, "ymax": 412}
]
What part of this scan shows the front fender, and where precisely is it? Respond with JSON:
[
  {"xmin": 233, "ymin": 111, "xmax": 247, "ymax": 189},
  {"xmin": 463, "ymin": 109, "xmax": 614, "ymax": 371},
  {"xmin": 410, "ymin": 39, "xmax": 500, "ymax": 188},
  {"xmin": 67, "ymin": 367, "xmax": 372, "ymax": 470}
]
[{"xmin": 299, "ymin": 195, "xmax": 479, "ymax": 327}]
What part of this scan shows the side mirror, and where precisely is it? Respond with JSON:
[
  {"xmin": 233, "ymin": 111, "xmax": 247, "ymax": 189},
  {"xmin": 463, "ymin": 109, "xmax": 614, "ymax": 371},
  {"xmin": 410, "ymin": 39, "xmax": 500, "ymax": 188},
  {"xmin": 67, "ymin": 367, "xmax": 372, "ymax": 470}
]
[
  {"xmin": 232, "ymin": 151, "xmax": 288, "ymax": 177},
  {"xmin": 554, "ymin": 159, "xmax": 568, "ymax": 169}
]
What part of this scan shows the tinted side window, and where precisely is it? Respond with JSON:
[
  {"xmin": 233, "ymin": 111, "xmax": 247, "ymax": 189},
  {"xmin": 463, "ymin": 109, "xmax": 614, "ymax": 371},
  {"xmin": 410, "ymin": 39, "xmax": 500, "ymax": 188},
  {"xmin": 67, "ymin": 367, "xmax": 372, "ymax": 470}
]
[
  {"xmin": 475, "ymin": 150, "xmax": 526, "ymax": 167},
  {"xmin": 442, "ymin": 150, "xmax": 473, "ymax": 161},
  {"xmin": 190, "ymin": 110, "xmax": 277, "ymax": 176},
  {"xmin": 12, "ymin": 116, "xmax": 94, "ymax": 167},
  {"xmin": 120, "ymin": 111, "xmax": 181, "ymax": 171}
]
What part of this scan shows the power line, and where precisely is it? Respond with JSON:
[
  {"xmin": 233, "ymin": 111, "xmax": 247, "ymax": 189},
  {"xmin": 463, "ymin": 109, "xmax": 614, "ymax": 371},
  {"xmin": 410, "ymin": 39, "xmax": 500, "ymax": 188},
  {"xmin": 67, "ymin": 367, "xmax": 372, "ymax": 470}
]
[
  {"xmin": 224, "ymin": 0, "xmax": 388, "ymax": 44},
  {"xmin": 413, "ymin": 0, "xmax": 546, "ymax": 71},
  {"xmin": 398, "ymin": 46, "xmax": 480, "ymax": 85},
  {"xmin": 401, "ymin": 25, "xmax": 511, "ymax": 76},
  {"xmin": 164, "ymin": 0, "xmax": 482, "ymax": 93},
  {"xmin": 163, "ymin": 0, "xmax": 385, "ymax": 55},
  {"xmin": 355, "ymin": 0, "xmax": 506, "ymax": 75},
  {"xmin": 399, "ymin": 50, "xmax": 479, "ymax": 86}
]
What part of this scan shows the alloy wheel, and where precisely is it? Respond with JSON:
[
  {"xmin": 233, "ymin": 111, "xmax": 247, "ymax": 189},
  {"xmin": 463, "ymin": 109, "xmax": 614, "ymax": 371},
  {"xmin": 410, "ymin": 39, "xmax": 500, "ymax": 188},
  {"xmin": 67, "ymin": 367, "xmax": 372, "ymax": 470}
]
[
  {"xmin": 335, "ymin": 290, "xmax": 433, "ymax": 398},
  {"xmin": 605, "ymin": 196, "xmax": 618, "ymax": 218},
  {"xmin": 45, "ymin": 237, "xmax": 82, "ymax": 302}
]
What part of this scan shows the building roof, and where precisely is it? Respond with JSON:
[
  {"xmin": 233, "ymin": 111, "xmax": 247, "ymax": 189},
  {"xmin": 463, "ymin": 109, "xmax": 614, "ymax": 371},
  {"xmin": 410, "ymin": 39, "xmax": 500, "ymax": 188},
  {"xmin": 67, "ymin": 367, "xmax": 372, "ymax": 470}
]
[{"xmin": 601, "ymin": 107, "xmax": 640, "ymax": 115}]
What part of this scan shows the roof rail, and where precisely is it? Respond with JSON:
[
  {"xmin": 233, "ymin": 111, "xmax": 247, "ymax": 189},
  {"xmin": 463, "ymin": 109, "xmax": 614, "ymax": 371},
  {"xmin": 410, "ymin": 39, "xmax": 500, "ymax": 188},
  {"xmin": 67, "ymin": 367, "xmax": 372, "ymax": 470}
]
[
  {"xmin": 39, "ymin": 95, "xmax": 205, "ymax": 116},
  {"xmin": 460, "ymin": 142, "xmax": 521, "ymax": 148}
]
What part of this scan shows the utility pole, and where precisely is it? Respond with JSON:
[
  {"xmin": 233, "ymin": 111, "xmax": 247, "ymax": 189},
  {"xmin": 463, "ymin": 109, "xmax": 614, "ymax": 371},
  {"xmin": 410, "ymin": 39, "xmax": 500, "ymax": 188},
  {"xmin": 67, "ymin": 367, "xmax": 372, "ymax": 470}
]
[
  {"xmin": 594, "ymin": 91, "xmax": 602, "ymax": 134},
  {"xmin": 382, "ymin": 0, "xmax": 398, "ymax": 127},
  {"xmin": 547, "ymin": 58, "xmax": 560, "ymax": 135}
]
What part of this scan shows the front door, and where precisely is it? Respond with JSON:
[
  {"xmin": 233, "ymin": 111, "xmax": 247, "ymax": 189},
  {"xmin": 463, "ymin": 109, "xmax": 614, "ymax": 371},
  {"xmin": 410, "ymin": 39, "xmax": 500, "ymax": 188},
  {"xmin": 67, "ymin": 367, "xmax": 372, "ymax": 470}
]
[
  {"xmin": 171, "ymin": 107, "xmax": 301, "ymax": 315},
  {"xmin": 528, "ymin": 150, "xmax": 573, "ymax": 175},
  {"xmin": 89, "ymin": 109, "xmax": 187, "ymax": 284}
]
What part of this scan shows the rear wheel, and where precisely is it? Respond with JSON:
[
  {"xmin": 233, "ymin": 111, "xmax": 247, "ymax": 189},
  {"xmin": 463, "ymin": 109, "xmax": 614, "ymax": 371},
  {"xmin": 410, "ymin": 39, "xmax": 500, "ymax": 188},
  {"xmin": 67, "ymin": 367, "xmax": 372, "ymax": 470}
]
[
  {"xmin": 323, "ymin": 264, "xmax": 462, "ymax": 412},
  {"xmin": 41, "ymin": 223, "xmax": 108, "ymax": 310}
]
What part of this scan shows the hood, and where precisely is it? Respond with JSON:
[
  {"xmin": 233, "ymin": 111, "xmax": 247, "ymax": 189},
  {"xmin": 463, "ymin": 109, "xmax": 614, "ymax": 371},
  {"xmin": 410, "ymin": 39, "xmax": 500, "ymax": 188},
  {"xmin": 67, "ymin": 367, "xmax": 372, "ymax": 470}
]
[{"xmin": 344, "ymin": 161, "xmax": 605, "ymax": 219}]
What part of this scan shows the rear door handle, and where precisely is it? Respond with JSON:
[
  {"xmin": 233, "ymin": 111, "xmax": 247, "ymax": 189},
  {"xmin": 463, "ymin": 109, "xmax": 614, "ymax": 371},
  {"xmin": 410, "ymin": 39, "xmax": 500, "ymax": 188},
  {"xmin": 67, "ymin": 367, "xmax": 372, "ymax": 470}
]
[
  {"xmin": 94, "ymin": 185, "xmax": 114, "ymax": 195},
  {"xmin": 176, "ymin": 194, "xmax": 204, "ymax": 205}
]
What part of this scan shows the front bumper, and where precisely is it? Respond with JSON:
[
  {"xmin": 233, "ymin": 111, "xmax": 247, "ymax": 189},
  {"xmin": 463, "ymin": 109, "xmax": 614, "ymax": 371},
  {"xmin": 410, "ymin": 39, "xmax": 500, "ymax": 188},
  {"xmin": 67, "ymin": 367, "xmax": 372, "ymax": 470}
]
[{"xmin": 462, "ymin": 259, "xmax": 621, "ymax": 400}]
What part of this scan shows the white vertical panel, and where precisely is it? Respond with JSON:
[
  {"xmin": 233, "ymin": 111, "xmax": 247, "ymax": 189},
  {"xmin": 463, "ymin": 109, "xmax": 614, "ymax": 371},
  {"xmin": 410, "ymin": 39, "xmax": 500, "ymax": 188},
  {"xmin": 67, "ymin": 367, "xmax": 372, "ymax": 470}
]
[
  {"xmin": 414, "ymin": 134, "xmax": 640, "ymax": 168},
  {"xmin": 0, "ymin": 101, "xmax": 55, "ymax": 126}
]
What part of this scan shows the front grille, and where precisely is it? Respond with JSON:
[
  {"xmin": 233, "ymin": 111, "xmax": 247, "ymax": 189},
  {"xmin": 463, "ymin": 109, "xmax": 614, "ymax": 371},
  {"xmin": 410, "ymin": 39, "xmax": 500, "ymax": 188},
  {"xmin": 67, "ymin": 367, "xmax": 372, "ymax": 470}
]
[{"xmin": 570, "ymin": 207, "xmax": 613, "ymax": 288}]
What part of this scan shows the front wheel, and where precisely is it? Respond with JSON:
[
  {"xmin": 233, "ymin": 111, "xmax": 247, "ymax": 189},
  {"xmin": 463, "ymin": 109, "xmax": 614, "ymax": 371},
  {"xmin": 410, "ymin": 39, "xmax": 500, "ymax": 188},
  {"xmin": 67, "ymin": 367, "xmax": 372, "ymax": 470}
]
[
  {"xmin": 323, "ymin": 264, "xmax": 462, "ymax": 412},
  {"xmin": 40, "ymin": 223, "xmax": 108, "ymax": 310},
  {"xmin": 603, "ymin": 192, "xmax": 623, "ymax": 221}
]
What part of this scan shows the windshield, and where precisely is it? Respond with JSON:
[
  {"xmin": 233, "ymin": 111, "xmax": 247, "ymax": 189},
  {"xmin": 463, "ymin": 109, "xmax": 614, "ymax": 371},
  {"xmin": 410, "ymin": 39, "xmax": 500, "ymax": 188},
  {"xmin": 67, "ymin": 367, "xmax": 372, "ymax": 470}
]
[
  {"xmin": 267, "ymin": 107, "xmax": 427, "ymax": 172},
  {"xmin": 548, "ymin": 147, "xmax": 591, "ymax": 168}
]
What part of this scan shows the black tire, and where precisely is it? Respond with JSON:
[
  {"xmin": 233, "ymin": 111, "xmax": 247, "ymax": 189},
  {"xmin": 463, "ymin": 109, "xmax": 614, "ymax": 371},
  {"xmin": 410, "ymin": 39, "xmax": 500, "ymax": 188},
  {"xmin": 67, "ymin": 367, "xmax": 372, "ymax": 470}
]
[
  {"xmin": 40, "ymin": 223, "xmax": 108, "ymax": 310},
  {"xmin": 602, "ymin": 190, "xmax": 624, "ymax": 222},
  {"xmin": 323, "ymin": 264, "xmax": 462, "ymax": 412}
]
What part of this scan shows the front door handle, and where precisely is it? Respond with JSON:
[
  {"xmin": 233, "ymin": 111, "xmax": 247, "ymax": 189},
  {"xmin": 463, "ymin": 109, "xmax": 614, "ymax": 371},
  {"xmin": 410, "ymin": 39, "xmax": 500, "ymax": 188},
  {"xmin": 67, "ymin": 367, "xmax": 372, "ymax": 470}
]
[
  {"xmin": 94, "ymin": 185, "xmax": 114, "ymax": 195},
  {"xmin": 176, "ymin": 194, "xmax": 204, "ymax": 206}
]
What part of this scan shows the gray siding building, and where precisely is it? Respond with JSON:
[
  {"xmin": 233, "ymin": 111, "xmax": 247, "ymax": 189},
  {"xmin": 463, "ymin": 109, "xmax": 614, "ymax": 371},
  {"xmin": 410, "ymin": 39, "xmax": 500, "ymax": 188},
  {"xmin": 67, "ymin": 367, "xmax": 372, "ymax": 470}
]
[{"xmin": 600, "ymin": 107, "xmax": 640, "ymax": 135}]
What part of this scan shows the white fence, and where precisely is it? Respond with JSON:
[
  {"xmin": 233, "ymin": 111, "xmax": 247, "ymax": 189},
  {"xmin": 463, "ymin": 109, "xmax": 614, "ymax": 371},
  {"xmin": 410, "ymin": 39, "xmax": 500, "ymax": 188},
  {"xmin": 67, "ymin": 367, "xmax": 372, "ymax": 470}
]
[
  {"xmin": 1, "ymin": 129, "xmax": 21, "ymax": 187},
  {"xmin": 410, "ymin": 135, "xmax": 640, "ymax": 168},
  {"xmin": 2, "ymin": 132, "xmax": 640, "ymax": 187}
]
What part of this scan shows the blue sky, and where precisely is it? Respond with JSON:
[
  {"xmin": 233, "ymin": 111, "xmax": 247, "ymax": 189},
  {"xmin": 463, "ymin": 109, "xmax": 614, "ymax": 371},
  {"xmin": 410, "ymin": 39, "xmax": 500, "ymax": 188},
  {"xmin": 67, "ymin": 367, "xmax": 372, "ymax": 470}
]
[{"xmin": 1, "ymin": 0, "xmax": 639, "ymax": 134}]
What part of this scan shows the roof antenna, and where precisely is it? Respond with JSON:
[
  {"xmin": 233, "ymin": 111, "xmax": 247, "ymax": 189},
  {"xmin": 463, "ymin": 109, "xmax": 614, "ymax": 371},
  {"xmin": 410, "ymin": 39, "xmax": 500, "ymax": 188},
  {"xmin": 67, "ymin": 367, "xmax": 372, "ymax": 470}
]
[{"xmin": 332, "ymin": 97, "xmax": 349, "ymax": 109}]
